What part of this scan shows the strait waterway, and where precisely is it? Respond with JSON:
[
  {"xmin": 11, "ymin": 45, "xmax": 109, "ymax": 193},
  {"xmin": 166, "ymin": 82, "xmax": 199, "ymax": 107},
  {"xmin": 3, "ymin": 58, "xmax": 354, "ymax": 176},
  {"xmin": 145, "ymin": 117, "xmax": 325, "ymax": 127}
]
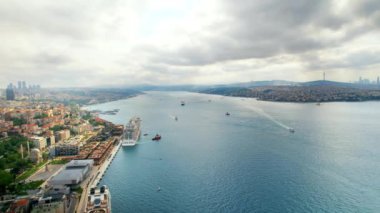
[{"xmin": 86, "ymin": 91, "xmax": 380, "ymax": 212}]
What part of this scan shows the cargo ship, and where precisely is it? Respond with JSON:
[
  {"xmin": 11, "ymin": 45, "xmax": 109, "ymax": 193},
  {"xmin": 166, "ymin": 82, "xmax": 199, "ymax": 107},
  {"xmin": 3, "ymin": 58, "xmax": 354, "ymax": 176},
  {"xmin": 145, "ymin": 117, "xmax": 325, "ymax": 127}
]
[
  {"xmin": 122, "ymin": 117, "xmax": 141, "ymax": 146},
  {"xmin": 86, "ymin": 185, "xmax": 111, "ymax": 213}
]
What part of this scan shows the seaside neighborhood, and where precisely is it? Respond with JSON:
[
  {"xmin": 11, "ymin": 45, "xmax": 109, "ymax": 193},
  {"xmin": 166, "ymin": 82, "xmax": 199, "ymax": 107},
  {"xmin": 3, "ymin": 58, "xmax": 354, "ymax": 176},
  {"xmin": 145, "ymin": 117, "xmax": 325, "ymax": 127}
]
[{"xmin": 0, "ymin": 82, "xmax": 124, "ymax": 212}]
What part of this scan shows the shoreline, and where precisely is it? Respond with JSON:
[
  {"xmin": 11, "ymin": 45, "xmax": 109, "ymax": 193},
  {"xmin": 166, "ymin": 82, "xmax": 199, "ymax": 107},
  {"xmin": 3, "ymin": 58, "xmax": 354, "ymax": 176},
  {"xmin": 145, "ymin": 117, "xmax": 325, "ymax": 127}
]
[{"xmin": 199, "ymin": 92, "xmax": 380, "ymax": 104}]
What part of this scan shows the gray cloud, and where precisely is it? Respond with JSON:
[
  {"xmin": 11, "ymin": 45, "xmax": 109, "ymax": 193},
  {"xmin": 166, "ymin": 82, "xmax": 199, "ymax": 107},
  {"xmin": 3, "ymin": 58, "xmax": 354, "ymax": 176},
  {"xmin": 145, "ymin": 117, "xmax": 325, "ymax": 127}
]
[
  {"xmin": 0, "ymin": 0, "xmax": 380, "ymax": 87},
  {"xmin": 307, "ymin": 50, "xmax": 380, "ymax": 70},
  {"xmin": 151, "ymin": 0, "xmax": 346, "ymax": 66},
  {"xmin": 151, "ymin": 0, "xmax": 380, "ymax": 68}
]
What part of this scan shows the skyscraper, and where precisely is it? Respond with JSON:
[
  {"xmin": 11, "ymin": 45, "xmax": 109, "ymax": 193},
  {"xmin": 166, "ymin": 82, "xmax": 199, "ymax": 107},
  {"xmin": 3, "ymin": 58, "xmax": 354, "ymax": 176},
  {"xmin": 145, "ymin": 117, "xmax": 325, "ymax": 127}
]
[
  {"xmin": 18, "ymin": 81, "xmax": 22, "ymax": 90},
  {"xmin": 377, "ymin": 76, "xmax": 379, "ymax": 86},
  {"xmin": 6, "ymin": 84, "xmax": 15, "ymax": 100},
  {"xmin": 22, "ymin": 81, "xmax": 26, "ymax": 90}
]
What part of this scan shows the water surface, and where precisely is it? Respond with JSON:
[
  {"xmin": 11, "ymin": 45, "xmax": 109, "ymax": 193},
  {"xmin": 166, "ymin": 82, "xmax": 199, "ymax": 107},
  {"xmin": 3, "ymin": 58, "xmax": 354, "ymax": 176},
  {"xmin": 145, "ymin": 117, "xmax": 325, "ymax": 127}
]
[{"xmin": 86, "ymin": 91, "xmax": 380, "ymax": 212}]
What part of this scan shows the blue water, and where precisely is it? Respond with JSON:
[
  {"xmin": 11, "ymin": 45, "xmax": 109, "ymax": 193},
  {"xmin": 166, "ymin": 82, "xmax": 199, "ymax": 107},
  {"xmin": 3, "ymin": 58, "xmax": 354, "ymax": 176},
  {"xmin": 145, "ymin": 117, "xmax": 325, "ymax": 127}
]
[{"xmin": 86, "ymin": 91, "xmax": 380, "ymax": 212}]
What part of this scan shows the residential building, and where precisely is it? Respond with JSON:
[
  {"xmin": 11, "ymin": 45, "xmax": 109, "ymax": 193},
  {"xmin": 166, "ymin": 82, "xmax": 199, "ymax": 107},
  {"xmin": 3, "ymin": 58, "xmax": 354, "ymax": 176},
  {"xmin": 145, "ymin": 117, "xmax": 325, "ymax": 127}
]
[{"xmin": 31, "ymin": 136, "xmax": 47, "ymax": 150}]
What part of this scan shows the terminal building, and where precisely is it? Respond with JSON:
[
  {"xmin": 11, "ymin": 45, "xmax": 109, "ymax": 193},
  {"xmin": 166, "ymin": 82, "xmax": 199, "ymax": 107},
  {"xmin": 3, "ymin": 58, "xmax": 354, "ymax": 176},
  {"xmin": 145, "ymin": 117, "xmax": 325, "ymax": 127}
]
[{"xmin": 49, "ymin": 159, "xmax": 93, "ymax": 186}]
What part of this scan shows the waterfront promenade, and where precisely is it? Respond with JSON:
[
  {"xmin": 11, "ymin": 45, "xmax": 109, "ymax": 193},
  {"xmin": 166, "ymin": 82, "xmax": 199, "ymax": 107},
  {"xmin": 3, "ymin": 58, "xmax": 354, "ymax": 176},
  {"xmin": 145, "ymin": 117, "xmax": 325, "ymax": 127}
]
[{"xmin": 76, "ymin": 137, "xmax": 122, "ymax": 212}]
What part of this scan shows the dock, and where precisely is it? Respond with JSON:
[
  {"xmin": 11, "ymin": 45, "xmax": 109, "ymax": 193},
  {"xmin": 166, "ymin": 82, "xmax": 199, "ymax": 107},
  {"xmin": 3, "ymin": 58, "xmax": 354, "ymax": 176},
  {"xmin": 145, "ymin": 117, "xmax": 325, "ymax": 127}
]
[{"xmin": 77, "ymin": 136, "xmax": 122, "ymax": 212}]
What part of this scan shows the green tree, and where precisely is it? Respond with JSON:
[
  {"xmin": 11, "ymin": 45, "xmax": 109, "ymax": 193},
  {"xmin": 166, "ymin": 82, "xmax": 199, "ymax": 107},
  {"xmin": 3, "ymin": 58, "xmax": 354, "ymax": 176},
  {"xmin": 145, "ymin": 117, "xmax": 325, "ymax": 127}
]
[
  {"xmin": 34, "ymin": 113, "xmax": 48, "ymax": 119},
  {"xmin": 50, "ymin": 125, "xmax": 65, "ymax": 132},
  {"xmin": 11, "ymin": 118, "xmax": 27, "ymax": 126},
  {"xmin": 0, "ymin": 170, "xmax": 12, "ymax": 194}
]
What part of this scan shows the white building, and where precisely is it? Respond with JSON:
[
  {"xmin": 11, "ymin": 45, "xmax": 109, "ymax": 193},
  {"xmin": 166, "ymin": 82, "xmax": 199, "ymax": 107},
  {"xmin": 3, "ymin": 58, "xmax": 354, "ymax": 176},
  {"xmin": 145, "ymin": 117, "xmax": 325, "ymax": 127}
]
[
  {"xmin": 30, "ymin": 148, "xmax": 42, "ymax": 164},
  {"xmin": 31, "ymin": 136, "xmax": 47, "ymax": 150}
]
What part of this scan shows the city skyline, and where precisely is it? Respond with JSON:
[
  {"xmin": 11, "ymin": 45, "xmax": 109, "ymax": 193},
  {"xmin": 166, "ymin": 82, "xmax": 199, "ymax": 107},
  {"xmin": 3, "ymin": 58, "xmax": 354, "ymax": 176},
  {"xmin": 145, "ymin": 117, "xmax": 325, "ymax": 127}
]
[{"xmin": 1, "ymin": 0, "xmax": 380, "ymax": 87}]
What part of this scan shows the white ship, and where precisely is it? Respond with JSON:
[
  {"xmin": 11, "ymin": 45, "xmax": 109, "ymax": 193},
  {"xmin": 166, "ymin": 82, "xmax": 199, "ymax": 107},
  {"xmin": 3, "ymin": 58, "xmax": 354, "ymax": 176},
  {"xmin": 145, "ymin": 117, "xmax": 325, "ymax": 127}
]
[
  {"xmin": 86, "ymin": 185, "xmax": 111, "ymax": 213},
  {"xmin": 122, "ymin": 117, "xmax": 141, "ymax": 146}
]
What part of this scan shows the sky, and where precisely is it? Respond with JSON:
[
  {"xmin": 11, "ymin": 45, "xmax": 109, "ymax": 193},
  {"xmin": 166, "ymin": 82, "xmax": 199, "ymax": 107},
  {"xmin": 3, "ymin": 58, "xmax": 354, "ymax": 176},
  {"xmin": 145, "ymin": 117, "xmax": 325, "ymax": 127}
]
[{"xmin": 0, "ymin": 0, "xmax": 380, "ymax": 87}]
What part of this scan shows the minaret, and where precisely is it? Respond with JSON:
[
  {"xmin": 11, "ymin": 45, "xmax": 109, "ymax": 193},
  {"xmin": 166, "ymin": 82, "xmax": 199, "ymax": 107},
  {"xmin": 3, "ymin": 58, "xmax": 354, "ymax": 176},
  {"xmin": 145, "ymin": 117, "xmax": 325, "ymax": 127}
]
[
  {"xmin": 20, "ymin": 144, "xmax": 24, "ymax": 159},
  {"xmin": 27, "ymin": 140, "xmax": 30, "ymax": 155}
]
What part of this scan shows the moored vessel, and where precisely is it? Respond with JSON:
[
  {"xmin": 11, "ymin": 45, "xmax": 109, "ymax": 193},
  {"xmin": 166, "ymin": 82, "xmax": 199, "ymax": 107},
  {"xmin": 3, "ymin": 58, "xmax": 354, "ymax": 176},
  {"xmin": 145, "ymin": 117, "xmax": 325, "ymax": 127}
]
[
  {"xmin": 122, "ymin": 117, "xmax": 141, "ymax": 146},
  {"xmin": 86, "ymin": 185, "xmax": 111, "ymax": 213}
]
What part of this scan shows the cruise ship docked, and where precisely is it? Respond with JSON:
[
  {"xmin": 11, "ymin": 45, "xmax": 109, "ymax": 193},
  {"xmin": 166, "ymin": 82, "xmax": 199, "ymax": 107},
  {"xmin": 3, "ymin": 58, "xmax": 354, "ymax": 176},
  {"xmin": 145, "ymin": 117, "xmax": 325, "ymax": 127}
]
[
  {"xmin": 122, "ymin": 117, "xmax": 141, "ymax": 146},
  {"xmin": 86, "ymin": 185, "xmax": 111, "ymax": 213}
]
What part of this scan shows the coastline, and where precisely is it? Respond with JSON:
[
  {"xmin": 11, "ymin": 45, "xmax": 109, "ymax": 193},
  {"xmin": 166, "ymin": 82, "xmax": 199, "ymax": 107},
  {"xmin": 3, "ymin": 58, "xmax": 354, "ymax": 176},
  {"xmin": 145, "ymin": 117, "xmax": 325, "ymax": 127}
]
[
  {"xmin": 198, "ymin": 92, "xmax": 380, "ymax": 103},
  {"xmin": 81, "ymin": 93, "xmax": 143, "ymax": 107}
]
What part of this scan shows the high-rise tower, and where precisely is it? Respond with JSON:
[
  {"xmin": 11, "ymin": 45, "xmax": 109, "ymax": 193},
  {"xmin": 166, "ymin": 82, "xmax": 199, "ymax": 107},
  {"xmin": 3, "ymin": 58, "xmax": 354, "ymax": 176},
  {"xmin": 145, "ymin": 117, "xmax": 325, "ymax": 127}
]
[{"xmin": 6, "ymin": 84, "xmax": 15, "ymax": 100}]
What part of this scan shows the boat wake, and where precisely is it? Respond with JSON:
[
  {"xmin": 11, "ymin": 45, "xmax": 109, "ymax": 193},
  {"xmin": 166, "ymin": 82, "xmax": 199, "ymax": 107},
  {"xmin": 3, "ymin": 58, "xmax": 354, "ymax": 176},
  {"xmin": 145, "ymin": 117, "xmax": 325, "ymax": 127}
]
[
  {"xmin": 137, "ymin": 141, "xmax": 156, "ymax": 145},
  {"xmin": 243, "ymin": 105, "xmax": 292, "ymax": 131}
]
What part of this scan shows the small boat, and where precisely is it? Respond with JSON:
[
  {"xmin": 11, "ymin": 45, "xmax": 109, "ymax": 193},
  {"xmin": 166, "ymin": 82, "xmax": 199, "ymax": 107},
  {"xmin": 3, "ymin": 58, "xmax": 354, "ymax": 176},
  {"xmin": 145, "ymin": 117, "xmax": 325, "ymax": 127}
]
[
  {"xmin": 174, "ymin": 116, "xmax": 178, "ymax": 121},
  {"xmin": 152, "ymin": 134, "xmax": 161, "ymax": 141},
  {"xmin": 157, "ymin": 186, "xmax": 161, "ymax": 192},
  {"xmin": 143, "ymin": 133, "xmax": 148, "ymax": 136},
  {"xmin": 225, "ymin": 112, "xmax": 230, "ymax": 116},
  {"xmin": 289, "ymin": 128, "xmax": 295, "ymax": 133},
  {"xmin": 181, "ymin": 101, "xmax": 185, "ymax": 106},
  {"xmin": 316, "ymin": 102, "xmax": 321, "ymax": 106}
]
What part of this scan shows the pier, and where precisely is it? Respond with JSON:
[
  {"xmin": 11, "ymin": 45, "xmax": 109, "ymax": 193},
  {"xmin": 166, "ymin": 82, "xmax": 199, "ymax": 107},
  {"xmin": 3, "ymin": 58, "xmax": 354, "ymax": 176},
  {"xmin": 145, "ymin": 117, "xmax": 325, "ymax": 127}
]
[{"xmin": 77, "ymin": 136, "xmax": 122, "ymax": 212}]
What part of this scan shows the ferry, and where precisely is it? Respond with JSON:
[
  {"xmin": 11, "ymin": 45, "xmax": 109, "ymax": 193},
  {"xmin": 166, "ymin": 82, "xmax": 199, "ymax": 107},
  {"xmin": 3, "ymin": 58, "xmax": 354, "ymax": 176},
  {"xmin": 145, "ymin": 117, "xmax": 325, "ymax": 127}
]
[
  {"xmin": 122, "ymin": 117, "xmax": 141, "ymax": 146},
  {"xmin": 86, "ymin": 185, "xmax": 111, "ymax": 213}
]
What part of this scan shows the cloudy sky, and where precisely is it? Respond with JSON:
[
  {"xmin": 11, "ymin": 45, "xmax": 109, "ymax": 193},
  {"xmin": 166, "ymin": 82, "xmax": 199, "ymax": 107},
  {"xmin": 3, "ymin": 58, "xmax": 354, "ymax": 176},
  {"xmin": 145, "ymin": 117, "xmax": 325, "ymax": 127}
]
[{"xmin": 1, "ymin": 0, "xmax": 380, "ymax": 87}]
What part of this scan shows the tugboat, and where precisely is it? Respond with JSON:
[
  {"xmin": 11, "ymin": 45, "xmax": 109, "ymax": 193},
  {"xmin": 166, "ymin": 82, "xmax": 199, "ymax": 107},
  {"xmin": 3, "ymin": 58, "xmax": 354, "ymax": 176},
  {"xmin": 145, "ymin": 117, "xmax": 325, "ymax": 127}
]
[
  {"xmin": 225, "ymin": 112, "xmax": 230, "ymax": 116},
  {"xmin": 152, "ymin": 134, "xmax": 162, "ymax": 141}
]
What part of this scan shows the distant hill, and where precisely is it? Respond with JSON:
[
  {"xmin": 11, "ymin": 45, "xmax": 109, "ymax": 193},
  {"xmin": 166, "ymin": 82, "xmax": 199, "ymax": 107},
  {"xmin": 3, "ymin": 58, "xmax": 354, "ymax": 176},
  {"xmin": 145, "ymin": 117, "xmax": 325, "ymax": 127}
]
[
  {"xmin": 201, "ymin": 87, "xmax": 253, "ymax": 97},
  {"xmin": 125, "ymin": 80, "xmax": 379, "ymax": 92},
  {"xmin": 128, "ymin": 84, "xmax": 210, "ymax": 92},
  {"xmin": 224, "ymin": 80, "xmax": 297, "ymax": 88},
  {"xmin": 300, "ymin": 80, "xmax": 353, "ymax": 87},
  {"xmin": 198, "ymin": 81, "xmax": 380, "ymax": 103}
]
